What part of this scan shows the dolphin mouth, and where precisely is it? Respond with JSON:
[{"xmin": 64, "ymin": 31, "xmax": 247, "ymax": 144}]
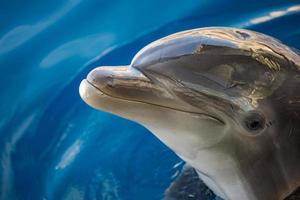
[{"xmin": 80, "ymin": 78, "xmax": 225, "ymax": 125}]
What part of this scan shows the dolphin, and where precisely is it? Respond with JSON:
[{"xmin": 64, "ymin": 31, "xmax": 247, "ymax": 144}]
[{"xmin": 79, "ymin": 27, "xmax": 300, "ymax": 200}]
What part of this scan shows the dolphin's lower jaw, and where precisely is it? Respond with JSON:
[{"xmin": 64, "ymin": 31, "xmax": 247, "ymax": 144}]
[
  {"xmin": 79, "ymin": 79, "xmax": 107, "ymax": 109},
  {"xmin": 79, "ymin": 79, "xmax": 139, "ymax": 121}
]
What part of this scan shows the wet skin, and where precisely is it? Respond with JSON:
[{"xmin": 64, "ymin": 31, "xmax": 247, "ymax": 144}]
[{"xmin": 79, "ymin": 27, "xmax": 300, "ymax": 200}]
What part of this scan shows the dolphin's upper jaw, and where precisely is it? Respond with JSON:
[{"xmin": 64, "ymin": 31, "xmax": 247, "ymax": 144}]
[{"xmin": 86, "ymin": 65, "xmax": 151, "ymax": 91}]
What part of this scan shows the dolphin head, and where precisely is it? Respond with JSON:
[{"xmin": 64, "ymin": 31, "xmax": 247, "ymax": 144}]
[
  {"xmin": 79, "ymin": 63, "xmax": 227, "ymax": 156},
  {"xmin": 80, "ymin": 27, "xmax": 300, "ymax": 199}
]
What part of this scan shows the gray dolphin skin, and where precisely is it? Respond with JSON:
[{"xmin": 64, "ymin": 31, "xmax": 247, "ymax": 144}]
[{"xmin": 79, "ymin": 27, "xmax": 300, "ymax": 200}]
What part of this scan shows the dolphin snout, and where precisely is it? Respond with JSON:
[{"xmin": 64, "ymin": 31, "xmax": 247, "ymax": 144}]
[{"xmin": 84, "ymin": 65, "xmax": 160, "ymax": 102}]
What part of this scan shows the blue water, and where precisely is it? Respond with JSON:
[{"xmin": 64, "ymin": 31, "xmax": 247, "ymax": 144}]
[{"xmin": 0, "ymin": 1, "xmax": 300, "ymax": 199}]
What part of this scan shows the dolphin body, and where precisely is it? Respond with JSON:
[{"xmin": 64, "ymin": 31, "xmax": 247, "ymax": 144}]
[{"xmin": 79, "ymin": 27, "xmax": 300, "ymax": 200}]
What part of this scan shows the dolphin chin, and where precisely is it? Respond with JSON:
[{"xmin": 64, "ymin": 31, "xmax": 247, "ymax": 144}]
[
  {"xmin": 79, "ymin": 79, "xmax": 105, "ymax": 108},
  {"xmin": 79, "ymin": 27, "xmax": 300, "ymax": 200}
]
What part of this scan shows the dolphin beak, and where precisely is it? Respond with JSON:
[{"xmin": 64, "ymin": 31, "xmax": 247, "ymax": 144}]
[
  {"xmin": 79, "ymin": 65, "xmax": 168, "ymax": 120},
  {"xmin": 80, "ymin": 65, "xmax": 157, "ymax": 107}
]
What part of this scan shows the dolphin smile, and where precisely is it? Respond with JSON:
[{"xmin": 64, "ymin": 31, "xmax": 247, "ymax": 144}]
[
  {"xmin": 80, "ymin": 68, "xmax": 225, "ymax": 125},
  {"xmin": 79, "ymin": 27, "xmax": 300, "ymax": 200}
]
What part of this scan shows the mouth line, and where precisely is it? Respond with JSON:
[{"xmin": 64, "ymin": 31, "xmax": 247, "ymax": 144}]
[{"xmin": 85, "ymin": 79, "xmax": 225, "ymax": 125}]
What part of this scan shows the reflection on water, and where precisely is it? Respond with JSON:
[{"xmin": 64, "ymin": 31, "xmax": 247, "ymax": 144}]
[
  {"xmin": 0, "ymin": 0, "xmax": 299, "ymax": 199},
  {"xmin": 55, "ymin": 139, "xmax": 83, "ymax": 170},
  {"xmin": 249, "ymin": 4, "xmax": 300, "ymax": 25},
  {"xmin": 40, "ymin": 33, "xmax": 115, "ymax": 68},
  {"xmin": 0, "ymin": 0, "xmax": 82, "ymax": 54}
]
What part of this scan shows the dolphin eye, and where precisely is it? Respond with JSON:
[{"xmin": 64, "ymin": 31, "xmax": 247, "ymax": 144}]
[{"xmin": 243, "ymin": 112, "xmax": 265, "ymax": 133}]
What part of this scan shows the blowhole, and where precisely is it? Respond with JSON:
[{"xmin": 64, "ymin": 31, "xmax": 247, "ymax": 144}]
[{"xmin": 235, "ymin": 30, "xmax": 250, "ymax": 40}]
